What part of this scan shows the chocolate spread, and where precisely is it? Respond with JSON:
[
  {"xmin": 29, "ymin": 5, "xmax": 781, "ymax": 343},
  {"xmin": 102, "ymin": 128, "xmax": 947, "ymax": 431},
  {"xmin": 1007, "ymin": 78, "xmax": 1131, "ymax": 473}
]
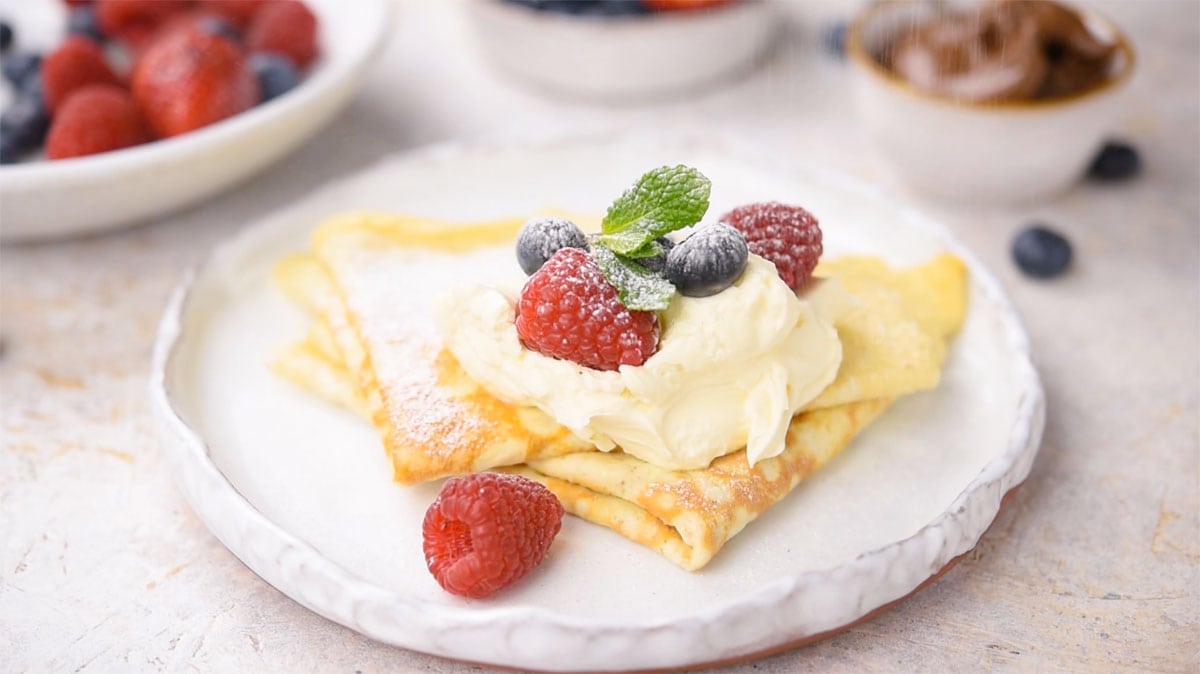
[{"xmin": 886, "ymin": 0, "xmax": 1118, "ymax": 102}]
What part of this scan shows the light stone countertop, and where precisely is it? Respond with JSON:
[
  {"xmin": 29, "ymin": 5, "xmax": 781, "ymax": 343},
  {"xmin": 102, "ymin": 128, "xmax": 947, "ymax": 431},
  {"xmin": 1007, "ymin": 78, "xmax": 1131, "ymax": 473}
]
[{"xmin": 1, "ymin": 1, "xmax": 1196, "ymax": 672}]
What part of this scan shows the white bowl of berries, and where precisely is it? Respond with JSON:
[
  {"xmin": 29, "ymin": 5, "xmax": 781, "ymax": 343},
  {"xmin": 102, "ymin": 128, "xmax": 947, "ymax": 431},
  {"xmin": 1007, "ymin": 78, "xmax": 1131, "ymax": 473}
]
[
  {"xmin": 465, "ymin": 0, "xmax": 779, "ymax": 100},
  {"xmin": 0, "ymin": 0, "xmax": 392, "ymax": 242}
]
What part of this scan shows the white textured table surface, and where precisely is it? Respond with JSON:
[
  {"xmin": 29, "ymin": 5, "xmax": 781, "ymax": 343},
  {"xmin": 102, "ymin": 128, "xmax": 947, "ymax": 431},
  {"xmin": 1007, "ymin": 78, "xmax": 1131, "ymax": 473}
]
[{"xmin": 2, "ymin": 1, "xmax": 1196, "ymax": 672}]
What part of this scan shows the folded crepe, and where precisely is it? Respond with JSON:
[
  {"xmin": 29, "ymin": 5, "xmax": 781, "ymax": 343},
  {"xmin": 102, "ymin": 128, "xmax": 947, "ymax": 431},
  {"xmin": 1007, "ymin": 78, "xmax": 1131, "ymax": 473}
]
[{"xmin": 272, "ymin": 212, "xmax": 968, "ymax": 570}]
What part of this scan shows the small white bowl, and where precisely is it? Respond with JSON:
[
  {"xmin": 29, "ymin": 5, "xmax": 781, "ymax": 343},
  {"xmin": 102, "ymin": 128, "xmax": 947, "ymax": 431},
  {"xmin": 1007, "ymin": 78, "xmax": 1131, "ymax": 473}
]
[
  {"xmin": 846, "ymin": 1, "xmax": 1136, "ymax": 205},
  {"xmin": 464, "ymin": 0, "xmax": 779, "ymax": 100},
  {"xmin": 0, "ymin": 0, "xmax": 392, "ymax": 243}
]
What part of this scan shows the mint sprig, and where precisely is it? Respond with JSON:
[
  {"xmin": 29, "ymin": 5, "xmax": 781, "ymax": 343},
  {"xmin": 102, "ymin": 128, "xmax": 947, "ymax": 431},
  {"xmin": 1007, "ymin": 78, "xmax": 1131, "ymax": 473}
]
[
  {"xmin": 591, "ymin": 245, "xmax": 675, "ymax": 312},
  {"xmin": 595, "ymin": 166, "xmax": 711, "ymax": 256},
  {"xmin": 590, "ymin": 165, "xmax": 710, "ymax": 311}
]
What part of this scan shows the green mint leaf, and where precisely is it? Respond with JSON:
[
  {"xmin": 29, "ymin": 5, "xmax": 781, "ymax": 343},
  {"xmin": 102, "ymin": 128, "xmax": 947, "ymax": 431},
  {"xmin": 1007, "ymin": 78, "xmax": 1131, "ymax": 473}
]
[
  {"xmin": 591, "ymin": 246, "xmax": 676, "ymax": 312},
  {"xmin": 599, "ymin": 165, "xmax": 710, "ymax": 255},
  {"xmin": 620, "ymin": 239, "xmax": 664, "ymax": 260}
]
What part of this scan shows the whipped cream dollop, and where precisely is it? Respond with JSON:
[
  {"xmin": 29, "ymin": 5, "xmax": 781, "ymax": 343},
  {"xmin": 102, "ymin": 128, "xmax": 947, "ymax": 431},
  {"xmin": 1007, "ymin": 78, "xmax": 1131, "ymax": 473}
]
[{"xmin": 433, "ymin": 255, "xmax": 848, "ymax": 471}]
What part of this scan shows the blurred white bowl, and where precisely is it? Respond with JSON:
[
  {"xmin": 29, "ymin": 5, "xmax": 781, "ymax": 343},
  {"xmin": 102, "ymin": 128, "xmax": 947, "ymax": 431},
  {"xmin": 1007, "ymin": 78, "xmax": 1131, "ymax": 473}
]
[
  {"xmin": 465, "ymin": 0, "xmax": 778, "ymax": 100},
  {"xmin": 846, "ymin": 1, "xmax": 1135, "ymax": 205},
  {"xmin": 0, "ymin": 0, "xmax": 392, "ymax": 243}
]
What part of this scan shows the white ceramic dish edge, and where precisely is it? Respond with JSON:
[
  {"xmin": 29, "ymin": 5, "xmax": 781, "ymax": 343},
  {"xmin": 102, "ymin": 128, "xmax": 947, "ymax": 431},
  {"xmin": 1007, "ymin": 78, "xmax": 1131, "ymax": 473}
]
[
  {"xmin": 465, "ymin": 0, "xmax": 780, "ymax": 100},
  {"xmin": 150, "ymin": 135, "xmax": 1046, "ymax": 672}
]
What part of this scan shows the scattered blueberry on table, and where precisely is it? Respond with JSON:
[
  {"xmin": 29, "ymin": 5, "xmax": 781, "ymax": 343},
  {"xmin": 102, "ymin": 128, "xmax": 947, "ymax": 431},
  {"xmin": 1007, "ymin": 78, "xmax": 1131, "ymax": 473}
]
[
  {"xmin": 1012, "ymin": 225, "xmax": 1073, "ymax": 279},
  {"xmin": 1087, "ymin": 141, "xmax": 1141, "ymax": 181}
]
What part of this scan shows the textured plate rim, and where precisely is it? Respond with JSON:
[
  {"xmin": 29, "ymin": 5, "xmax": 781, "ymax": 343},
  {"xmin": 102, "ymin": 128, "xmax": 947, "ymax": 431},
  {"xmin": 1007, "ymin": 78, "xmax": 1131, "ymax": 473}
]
[{"xmin": 149, "ymin": 133, "xmax": 1045, "ymax": 672}]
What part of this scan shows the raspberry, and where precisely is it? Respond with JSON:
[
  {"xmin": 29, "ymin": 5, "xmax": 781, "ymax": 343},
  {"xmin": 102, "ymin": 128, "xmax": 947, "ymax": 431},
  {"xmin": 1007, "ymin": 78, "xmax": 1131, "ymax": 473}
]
[
  {"xmin": 516, "ymin": 248, "xmax": 660, "ymax": 371},
  {"xmin": 246, "ymin": 0, "xmax": 319, "ymax": 69},
  {"xmin": 721, "ymin": 202, "xmax": 823, "ymax": 290},
  {"xmin": 132, "ymin": 26, "xmax": 260, "ymax": 138},
  {"xmin": 422, "ymin": 473, "xmax": 563, "ymax": 599},
  {"xmin": 41, "ymin": 36, "xmax": 122, "ymax": 114},
  {"xmin": 46, "ymin": 85, "xmax": 149, "ymax": 160}
]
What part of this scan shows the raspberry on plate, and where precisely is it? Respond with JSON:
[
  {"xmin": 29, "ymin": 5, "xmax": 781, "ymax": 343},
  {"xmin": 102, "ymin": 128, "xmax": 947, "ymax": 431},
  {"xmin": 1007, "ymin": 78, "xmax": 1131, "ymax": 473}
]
[
  {"xmin": 46, "ymin": 84, "xmax": 149, "ymax": 160},
  {"xmin": 132, "ymin": 26, "xmax": 260, "ymax": 138},
  {"xmin": 41, "ymin": 36, "xmax": 122, "ymax": 113},
  {"xmin": 516, "ymin": 247, "xmax": 660, "ymax": 371},
  {"xmin": 422, "ymin": 472, "xmax": 563, "ymax": 599},
  {"xmin": 246, "ymin": 0, "xmax": 319, "ymax": 69},
  {"xmin": 721, "ymin": 202, "xmax": 823, "ymax": 291}
]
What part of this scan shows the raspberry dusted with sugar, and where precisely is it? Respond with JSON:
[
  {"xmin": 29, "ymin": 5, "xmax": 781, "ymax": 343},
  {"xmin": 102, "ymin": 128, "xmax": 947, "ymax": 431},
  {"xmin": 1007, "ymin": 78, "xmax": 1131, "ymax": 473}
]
[
  {"xmin": 422, "ymin": 473, "xmax": 564, "ymax": 599},
  {"xmin": 721, "ymin": 202, "xmax": 823, "ymax": 291},
  {"xmin": 516, "ymin": 247, "xmax": 660, "ymax": 371}
]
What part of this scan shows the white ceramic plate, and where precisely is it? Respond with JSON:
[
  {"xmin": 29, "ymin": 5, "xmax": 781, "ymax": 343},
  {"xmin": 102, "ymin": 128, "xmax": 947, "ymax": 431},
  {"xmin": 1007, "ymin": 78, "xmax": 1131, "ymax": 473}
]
[
  {"xmin": 464, "ymin": 0, "xmax": 779, "ymax": 100},
  {"xmin": 0, "ymin": 0, "xmax": 392, "ymax": 242},
  {"xmin": 151, "ymin": 136, "xmax": 1044, "ymax": 672}
]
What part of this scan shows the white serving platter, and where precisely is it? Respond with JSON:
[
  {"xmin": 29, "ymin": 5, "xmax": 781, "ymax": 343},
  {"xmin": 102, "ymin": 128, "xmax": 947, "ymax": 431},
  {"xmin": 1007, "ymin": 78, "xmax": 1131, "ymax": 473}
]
[
  {"xmin": 0, "ymin": 0, "xmax": 391, "ymax": 242},
  {"xmin": 151, "ymin": 135, "xmax": 1044, "ymax": 672}
]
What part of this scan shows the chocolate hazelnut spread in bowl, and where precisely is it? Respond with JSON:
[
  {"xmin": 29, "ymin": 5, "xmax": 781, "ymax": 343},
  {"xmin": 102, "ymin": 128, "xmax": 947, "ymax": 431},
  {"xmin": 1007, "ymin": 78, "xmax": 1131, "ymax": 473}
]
[{"xmin": 846, "ymin": 0, "xmax": 1135, "ymax": 204}]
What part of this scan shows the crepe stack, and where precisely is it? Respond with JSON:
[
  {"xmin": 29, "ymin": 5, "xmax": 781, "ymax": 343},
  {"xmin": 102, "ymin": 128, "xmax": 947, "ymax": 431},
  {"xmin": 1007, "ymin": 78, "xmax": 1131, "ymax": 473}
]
[{"xmin": 271, "ymin": 212, "xmax": 968, "ymax": 570}]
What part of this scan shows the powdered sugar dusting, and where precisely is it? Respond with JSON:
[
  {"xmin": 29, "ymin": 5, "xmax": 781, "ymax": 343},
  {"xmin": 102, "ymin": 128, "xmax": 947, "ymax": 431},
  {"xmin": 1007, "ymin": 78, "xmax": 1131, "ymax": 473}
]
[{"xmin": 323, "ymin": 240, "xmax": 521, "ymax": 464}]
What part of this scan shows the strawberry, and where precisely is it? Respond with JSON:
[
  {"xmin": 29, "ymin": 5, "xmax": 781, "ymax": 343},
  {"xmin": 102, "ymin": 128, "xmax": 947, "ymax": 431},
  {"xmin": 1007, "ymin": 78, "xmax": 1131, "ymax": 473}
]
[
  {"xmin": 246, "ymin": 0, "xmax": 318, "ymax": 69},
  {"xmin": 515, "ymin": 247, "xmax": 660, "ymax": 371},
  {"xmin": 96, "ymin": 0, "xmax": 191, "ymax": 50},
  {"xmin": 132, "ymin": 26, "xmax": 260, "ymax": 138},
  {"xmin": 423, "ymin": 473, "xmax": 563, "ymax": 599},
  {"xmin": 721, "ymin": 202, "xmax": 823, "ymax": 291},
  {"xmin": 46, "ymin": 84, "xmax": 149, "ymax": 159},
  {"xmin": 41, "ymin": 36, "xmax": 122, "ymax": 114}
]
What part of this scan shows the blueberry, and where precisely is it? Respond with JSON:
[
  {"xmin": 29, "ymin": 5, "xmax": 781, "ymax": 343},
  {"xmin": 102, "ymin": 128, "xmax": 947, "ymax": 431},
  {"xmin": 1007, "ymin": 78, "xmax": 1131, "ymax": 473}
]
[
  {"xmin": 66, "ymin": 7, "xmax": 105, "ymax": 42},
  {"xmin": 197, "ymin": 16, "xmax": 241, "ymax": 44},
  {"xmin": 1, "ymin": 74, "xmax": 49, "ymax": 160},
  {"xmin": 0, "ymin": 135, "xmax": 18, "ymax": 164},
  {"xmin": 1087, "ymin": 141, "xmax": 1140, "ymax": 181},
  {"xmin": 636, "ymin": 236, "xmax": 675, "ymax": 273},
  {"xmin": 2, "ymin": 51, "xmax": 40, "ymax": 89},
  {"xmin": 577, "ymin": 0, "xmax": 650, "ymax": 16},
  {"xmin": 1012, "ymin": 225, "xmax": 1072, "ymax": 279},
  {"xmin": 1, "ymin": 20, "xmax": 13, "ymax": 53},
  {"xmin": 249, "ymin": 53, "xmax": 300, "ymax": 102},
  {"xmin": 664, "ymin": 223, "xmax": 749, "ymax": 297},
  {"xmin": 516, "ymin": 217, "xmax": 589, "ymax": 275},
  {"xmin": 823, "ymin": 21, "xmax": 849, "ymax": 58}
]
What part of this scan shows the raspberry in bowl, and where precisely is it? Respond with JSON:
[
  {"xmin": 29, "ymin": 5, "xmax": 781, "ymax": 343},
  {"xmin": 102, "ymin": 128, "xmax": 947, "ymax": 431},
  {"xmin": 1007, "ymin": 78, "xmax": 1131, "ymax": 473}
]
[
  {"xmin": 846, "ymin": 0, "xmax": 1135, "ymax": 204},
  {"xmin": 0, "ymin": 0, "xmax": 391, "ymax": 241}
]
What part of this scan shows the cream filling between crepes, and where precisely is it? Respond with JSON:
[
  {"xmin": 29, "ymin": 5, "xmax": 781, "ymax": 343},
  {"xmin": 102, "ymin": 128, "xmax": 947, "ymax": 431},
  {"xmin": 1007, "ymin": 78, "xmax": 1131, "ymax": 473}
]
[{"xmin": 433, "ymin": 255, "xmax": 850, "ymax": 471}]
